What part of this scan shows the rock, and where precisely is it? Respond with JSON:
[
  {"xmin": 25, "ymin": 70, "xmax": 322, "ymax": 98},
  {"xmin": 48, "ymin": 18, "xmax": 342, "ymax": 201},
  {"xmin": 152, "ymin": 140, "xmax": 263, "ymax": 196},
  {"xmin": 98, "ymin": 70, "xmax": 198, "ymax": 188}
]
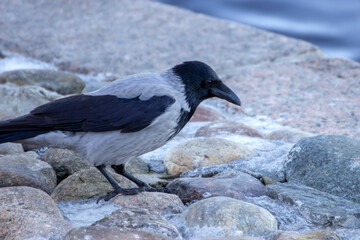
[
  {"xmin": 0, "ymin": 208, "xmax": 72, "ymax": 240},
  {"xmin": 197, "ymin": 237, "xmax": 263, "ymax": 240},
  {"xmin": 93, "ymin": 208, "xmax": 181, "ymax": 239},
  {"xmin": 125, "ymin": 157, "xmax": 150, "ymax": 174},
  {"xmin": 0, "ymin": 142, "xmax": 23, "ymax": 154},
  {"xmin": 42, "ymin": 147, "xmax": 90, "ymax": 183},
  {"xmin": 266, "ymin": 127, "xmax": 315, "ymax": 143},
  {"xmin": 267, "ymin": 182, "xmax": 360, "ymax": 228},
  {"xmin": 191, "ymin": 105, "xmax": 226, "ymax": 122},
  {"xmin": 0, "ymin": 69, "xmax": 85, "ymax": 95},
  {"xmin": 51, "ymin": 167, "xmax": 137, "ymax": 201},
  {"xmin": 0, "ymin": 83, "xmax": 61, "ymax": 118},
  {"xmin": 286, "ymin": 135, "xmax": 360, "ymax": 203},
  {"xmin": 167, "ymin": 170, "xmax": 266, "ymax": 203},
  {"xmin": 65, "ymin": 226, "xmax": 172, "ymax": 240},
  {"xmin": 164, "ymin": 137, "xmax": 254, "ymax": 174},
  {"xmin": 273, "ymin": 230, "xmax": 341, "ymax": 240},
  {"xmin": 0, "ymin": 186, "xmax": 62, "ymax": 218},
  {"xmin": 0, "ymin": 151, "xmax": 57, "ymax": 194},
  {"xmin": 0, "ymin": 50, "xmax": 4, "ymax": 58},
  {"xmin": 260, "ymin": 176, "xmax": 277, "ymax": 185},
  {"xmin": 183, "ymin": 196, "xmax": 277, "ymax": 238},
  {"xmin": 113, "ymin": 192, "xmax": 184, "ymax": 214},
  {"xmin": 195, "ymin": 121, "xmax": 263, "ymax": 138},
  {"xmin": 132, "ymin": 172, "xmax": 173, "ymax": 188}
]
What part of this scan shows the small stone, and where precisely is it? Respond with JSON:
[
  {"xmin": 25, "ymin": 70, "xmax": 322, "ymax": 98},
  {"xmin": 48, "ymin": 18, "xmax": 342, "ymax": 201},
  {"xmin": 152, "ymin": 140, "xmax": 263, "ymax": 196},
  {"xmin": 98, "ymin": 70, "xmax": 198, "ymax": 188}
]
[
  {"xmin": 0, "ymin": 142, "xmax": 23, "ymax": 154},
  {"xmin": 167, "ymin": 170, "xmax": 266, "ymax": 203},
  {"xmin": 0, "ymin": 50, "xmax": 5, "ymax": 58},
  {"xmin": 132, "ymin": 172, "xmax": 172, "ymax": 188},
  {"xmin": 0, "ymin": 186, "xmax": 62, "ymax": 218},
  {"xmin": 0, "ymin": 208, "xmax": 72, "ymax": 240},
  {"xmin": 267, "ymin": 182, "xmax": 360, "ymax": 228},
  {"xmin": 51, "ymin": 167, "xmax": 137, "ymax": 201},
  {"xmin": 191, "ymin": 104, "xmax": 226, "ymax": 122},
  {"xmin": 273, "ymin": 230, "xmax": 341, "ymax": 240},
  {"xmin": 125, "ymin": 157, "xmax": 150, "ymax": 174},
  {"xmin": 42, "ymin": 147, "xmax": 90, "ymax": 183},
  {"xmin": 0, "ymin": 151, "xmax": 57, "ymax": 194},
  {"xmin": 182, "ymin": 196, "xmax": 277, "ymax": 238},
  {"xmin": 286, "ymin": 135, "xmax": 360, "ymax": 203},
  {"xmin": 0, "ymin": 69, "xmax": 85, "ymax": 95},
  {"xmin": 266, "ymin": 127, "xmax": 315, "ymax": 143},
  {"xmin": 195, "ymin": 121, "xmax": 263, "ymax": 138},
  {"xmin": 260, "ymin": 176, "xmax": 277, "ymax": 185},
  {"xmin": 164, "ymin": 137, "xmax": 254, "ymax": 175},
  {"xmin": 65, "ymin": 226, "xmax": 172, "ymax": 240},
  {"xmin": 113, "ymin": 192, "xmax": 184, "ymax": 214},
  {"xmin": 93, "ymin": 208, "xmax": 181, "ymax": 239},
  {"xmin": 197, "ymin": 237, "xmax": 263, "ymax": 240}
]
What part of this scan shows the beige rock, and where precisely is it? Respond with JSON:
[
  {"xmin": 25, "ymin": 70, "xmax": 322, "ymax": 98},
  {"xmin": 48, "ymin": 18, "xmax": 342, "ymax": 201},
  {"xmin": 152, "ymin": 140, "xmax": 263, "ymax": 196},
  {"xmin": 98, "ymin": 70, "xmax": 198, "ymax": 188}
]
[
  {"xmin": 0, "ymin": 151, "xmax": 57, "ymax": 194},
  {"xmin": 51, "ymin": 167, "xmax": 137, "ymax": 201},
  {"xmin": 183, "ymin": 196, "xmax": 277, "ymax": 238},
  {"xmin": 0, "ymin": 83, "xmax": 61, "ymax": 119},
  {"xmin": 164, "ymin": 137, "xmax": 254, "ymax": 174},
  {"xmin": 113, "ymin": 192, "xmax": 184, "ymax": 214},
  {"xmin": 133, "ymin": 172, "xmax": 173, "ymax": 188},
  {"xmin": 195, "ymin": 121, "xmax": 263, "ymax": 138},
  {"xmin": 125, "ymin": 157, "xmax": 150, "ymax": 174},
  {"xmin": 273, "ymin": 230, "xmax": 341, "ymax": 240},
  {"xmin": 65, "ymin": 226, "xmax": 172, "ymax": 240},
  {"xmin": 0, "ymin": 186, "xmax": 62, "ymax": 218},
  {"xmin": 0, "ymin": 208, "xmax": 72, "ymax": 240},
  {"xmin": 0, "ymin": 142, "xmax": 23, "ymax": 154},
  {"xmin": 266, "ymin": 127, "xmax": 315, "ymax": 143}
]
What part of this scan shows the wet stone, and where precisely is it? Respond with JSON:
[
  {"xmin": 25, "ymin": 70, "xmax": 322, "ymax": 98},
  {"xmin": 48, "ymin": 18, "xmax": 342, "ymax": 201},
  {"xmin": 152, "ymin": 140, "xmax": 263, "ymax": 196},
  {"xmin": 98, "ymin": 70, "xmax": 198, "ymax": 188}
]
[
  {"xmin": 182, "ymin": 196, "xmax": 277, "ymax": 238},
  {"xmin": 0, "ymin": 151, "xmax": 57, "ymax": 194},
  {"xmin": 93, "ymin": 208, "xmax": 181, "ymax": 239},
  {"xmin": 286, "ymin": 135, "xmax": 360, "ymax": 204},
  {"xmin": 267, "ymin": 182, "xmax": 360, "ymax": 228},
  {"xmin": 0, "ymin": 186, "xmax": 62, "ymax": 218},
  {"xmin": 113, "ymin": 192, "xmax": 184, "ymax": 214},
  {"xmin": 167, "ymin": 170, "xmax": 266, "ymax": 203},
  {"xmin": 195, "ymin": 121, "xmax": 263, "ymax": 138},
  {"xmin": 0, "ymin": 69, "xmax": 85, "ymax": 95}
]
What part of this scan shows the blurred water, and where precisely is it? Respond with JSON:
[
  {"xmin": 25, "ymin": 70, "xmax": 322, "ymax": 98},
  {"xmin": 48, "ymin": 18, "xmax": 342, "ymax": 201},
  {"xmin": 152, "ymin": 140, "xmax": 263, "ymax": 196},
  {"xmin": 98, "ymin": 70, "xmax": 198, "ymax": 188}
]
[{"xmin": 157, "ymin": 0, "xmax": 360, "ymax": 62}]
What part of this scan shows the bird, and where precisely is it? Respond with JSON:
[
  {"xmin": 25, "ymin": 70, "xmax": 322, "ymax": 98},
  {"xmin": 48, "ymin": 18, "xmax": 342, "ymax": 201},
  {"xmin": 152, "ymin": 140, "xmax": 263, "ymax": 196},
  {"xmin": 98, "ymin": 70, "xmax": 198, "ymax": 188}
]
[{"xmin": 0, "ymin": 61, "xmax": 241, "ymax": 202}]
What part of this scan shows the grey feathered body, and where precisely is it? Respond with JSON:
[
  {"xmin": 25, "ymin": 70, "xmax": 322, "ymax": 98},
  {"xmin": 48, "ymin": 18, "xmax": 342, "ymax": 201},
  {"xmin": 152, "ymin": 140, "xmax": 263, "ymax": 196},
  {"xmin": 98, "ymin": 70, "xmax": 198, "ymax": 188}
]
[{"xmin": 21, "ymin": 70, "xmax": 190, "ymax": 166}]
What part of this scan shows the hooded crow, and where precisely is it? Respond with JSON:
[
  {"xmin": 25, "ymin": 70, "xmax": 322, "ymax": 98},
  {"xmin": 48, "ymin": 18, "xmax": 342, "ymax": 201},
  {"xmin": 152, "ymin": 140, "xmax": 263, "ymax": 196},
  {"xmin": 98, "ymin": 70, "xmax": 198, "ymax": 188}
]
[{"xmin": 0, "ymin": 61, "xmax": 241, "ymax": 202}]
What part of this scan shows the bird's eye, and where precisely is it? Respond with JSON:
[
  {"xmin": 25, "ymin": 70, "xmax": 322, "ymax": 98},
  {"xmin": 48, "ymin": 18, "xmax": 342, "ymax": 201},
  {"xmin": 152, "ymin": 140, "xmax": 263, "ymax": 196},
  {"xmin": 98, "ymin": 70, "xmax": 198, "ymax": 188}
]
[{"xmin": 206, "ymin": 80, "xmax": 213, "ymax": 86}]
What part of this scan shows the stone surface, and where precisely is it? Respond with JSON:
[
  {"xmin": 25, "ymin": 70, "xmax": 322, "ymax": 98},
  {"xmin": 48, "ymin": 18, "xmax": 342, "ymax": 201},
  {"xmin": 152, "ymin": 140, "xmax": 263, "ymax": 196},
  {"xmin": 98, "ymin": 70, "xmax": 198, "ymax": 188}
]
[
  {"xmin": 273, "ymin": 230, "xmax": 341, "ymax": 240},
  {"xmin": 0, "ymin": 69, "xmax": 85, "ymax": 94},
  {"xmin": 0, "ymin": 208, "xmax": 72, "ymax": 240},
  {"xmin": 197, "ymin": 237, "xmax": 263, "ymax": 240},
  {"xmin": 183, "ymin": 196, "xmax": 277, "ymax": 238},
  {"xmin": 93, "ymin": 208, "xmax": 181, "ymax": 239},
  {"xmin": 224, "ymin": 58, "xmax": 360, "ymax": 139},
  {"xmin": 113, "ymin": 192, "xmax": 184, "ymax": 214},
  {"xmin": 0, "ymin": 142, "xmax": 23, "ymax": 154},
  {"xmin": 286, "ymin": 135, "xmax": 360, "ymax": 204},
  {"xmin": 164, "ymin": 137, "xmax": 254, "ymax": 174},
  {"xmin": 0, "ymin": 151, "xmax": 57, "ymax": 194},
  {"xmin": 51, "ymin": 167, "xmax": 137, "ymax": 201},
  {"xmin": 125, "ymin": 157, "xmax": 150, "ymax": 174},
  {"xmin": 195, "ymin": 121, "xmax": 263, "ymax": 138},
  {"xmin": 42, "ymin": 147, "xmax": 90, "ymax": 183},
  {"xmin": 167, "ymin": 170, "xmax": 266, "ymax": 203},
  {"xmin": 0, "ymin": 186, "xmax": 62, "ymax": 218},
  {"xmin": 0, "ymin": 83, "xmax": 61, "ymax": 118},
  {"xmin": 191, "ymin": 104, "xmax": 226, "ymax": 122},
  {"xmin": 0, "ymin": 50, "xmax": 4, "ymax": 58},
  {"xmin": 65, "ymin": 226, "xmax": 172, "ymax": 240},
  {"xmin": 266, "ymin": 127, "xmax": 315, "ymax": 143},
  {"xmin": 132, "ymin": 172, "xmax": 173, "ymax": 188},
  {"xmin": 267, "ymin": 182, "xmax": 360, "ymax": 228},
  {"xmin": 0, "ymin": 0, "xmax": 320, "ymax": 76}
]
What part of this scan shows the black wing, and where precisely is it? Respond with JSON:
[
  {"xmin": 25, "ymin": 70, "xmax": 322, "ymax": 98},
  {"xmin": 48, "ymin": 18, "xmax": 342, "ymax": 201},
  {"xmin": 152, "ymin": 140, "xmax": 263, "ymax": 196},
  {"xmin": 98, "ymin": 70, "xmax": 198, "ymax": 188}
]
[{"xmin": 0, "ymin": 94, "xmax": 175, "ymax": 143}]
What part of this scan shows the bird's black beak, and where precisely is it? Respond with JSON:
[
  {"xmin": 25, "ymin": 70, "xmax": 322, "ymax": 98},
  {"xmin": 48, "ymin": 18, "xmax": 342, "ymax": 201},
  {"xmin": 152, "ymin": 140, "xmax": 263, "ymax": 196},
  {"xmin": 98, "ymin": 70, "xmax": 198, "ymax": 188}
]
[{"xmin": 210, "ymin": 81, "xmax": 241, "ymax": 106}]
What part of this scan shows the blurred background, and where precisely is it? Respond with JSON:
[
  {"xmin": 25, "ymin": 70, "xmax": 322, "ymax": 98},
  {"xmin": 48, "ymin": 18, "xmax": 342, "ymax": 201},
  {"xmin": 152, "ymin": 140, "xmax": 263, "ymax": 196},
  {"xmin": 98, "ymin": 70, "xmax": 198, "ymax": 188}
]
[{"xmin": 157, "ymin": 0, "xmax": 360, "ymax": 62}]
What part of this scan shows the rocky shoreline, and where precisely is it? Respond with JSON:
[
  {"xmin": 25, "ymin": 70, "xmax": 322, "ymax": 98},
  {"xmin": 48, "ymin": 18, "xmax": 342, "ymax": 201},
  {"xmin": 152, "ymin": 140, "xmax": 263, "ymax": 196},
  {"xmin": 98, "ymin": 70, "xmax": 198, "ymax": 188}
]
[{"xmin": 1, "ymin": 0, "xmax": 360, "ymax": 239}]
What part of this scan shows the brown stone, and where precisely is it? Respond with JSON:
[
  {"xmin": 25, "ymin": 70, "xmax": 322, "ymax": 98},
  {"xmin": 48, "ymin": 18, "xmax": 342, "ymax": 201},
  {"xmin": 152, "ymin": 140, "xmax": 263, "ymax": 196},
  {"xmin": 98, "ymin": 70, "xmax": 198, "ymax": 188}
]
[
  {"xmin": 195, "ymin": 121, "xmax": 263, "ymax": 138},
  {"xmin": 273, "ymin": 230, "xmax": 341, "ymax": 240},
  {"xmin": 191, "ymin": 105, "xmax": 226, "ymax": 122},
  {"xmin": 0, "ymin": 208, "xmax": 72, "ymax": 240},
  {"xmin": 167, "ymin": 170, "xmax": 266, "ymax": 203},
  {"xmin": 0, "ymin": 186, "xmax": 62, "ymax": 218},
  {"xmin": 113, "ymin": 192, "xmax": 184, "ymax": 214},
  {"xmin": 65, "ymin": 226, "xmax": 172, "ymax": 240}
]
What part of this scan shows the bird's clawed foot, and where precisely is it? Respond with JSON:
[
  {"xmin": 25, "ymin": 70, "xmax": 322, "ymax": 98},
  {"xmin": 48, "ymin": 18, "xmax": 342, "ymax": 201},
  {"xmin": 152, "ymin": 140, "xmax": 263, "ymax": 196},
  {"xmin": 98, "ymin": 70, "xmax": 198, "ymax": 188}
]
[{"xmin": 96, "ymin": 186, "xmax": 177, "ymax": 203}]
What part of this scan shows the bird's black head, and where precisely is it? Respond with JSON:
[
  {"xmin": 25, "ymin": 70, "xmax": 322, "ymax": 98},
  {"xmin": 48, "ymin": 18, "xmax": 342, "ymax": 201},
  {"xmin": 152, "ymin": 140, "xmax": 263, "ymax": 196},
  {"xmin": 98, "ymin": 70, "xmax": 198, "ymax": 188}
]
[{"xmin": 172, "ymin": 61, "xmax": 241, "ymax": 111}]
